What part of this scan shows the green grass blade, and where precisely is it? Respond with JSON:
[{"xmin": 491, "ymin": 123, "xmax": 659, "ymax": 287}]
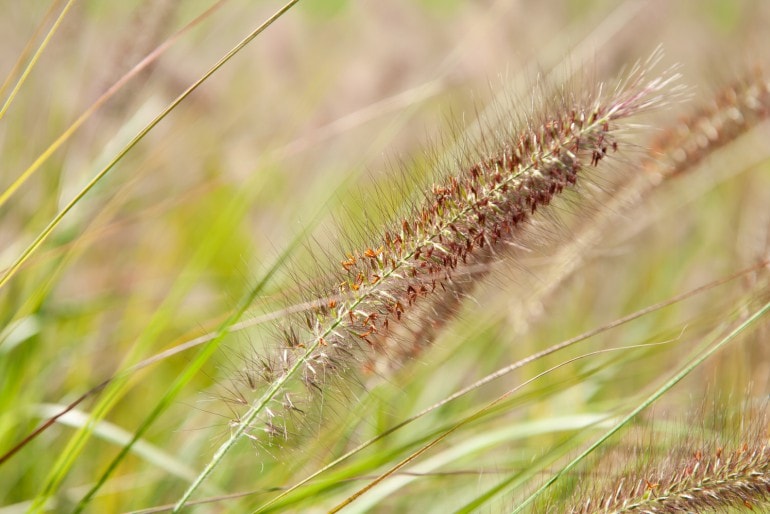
[
  {"xmin": 0, "ymin": 0, "xmax": 76, "ymax": 122},
  {"xmin": 70, "ymin": 220, "xmax": 309, "ymax": 513},
  {"xmin": 27, "ymin": 169, "xmax": 259, "ymax": 512},
  {"xmin": 511, "ymin": 298, "xmax": 770, "ymax": 513}
]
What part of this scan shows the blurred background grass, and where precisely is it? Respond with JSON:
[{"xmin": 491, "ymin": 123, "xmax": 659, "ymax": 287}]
[{"xmin": 1, "ymin": 0, "xmax": 769, "ymax": 512}]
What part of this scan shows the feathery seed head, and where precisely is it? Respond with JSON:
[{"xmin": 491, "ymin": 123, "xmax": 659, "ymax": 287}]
[{"xmin": 223, "ymin": 53, "xmax": 680, "ymax": 448}]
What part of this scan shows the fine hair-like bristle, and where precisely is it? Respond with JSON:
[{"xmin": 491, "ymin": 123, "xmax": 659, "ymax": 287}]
[
  {"xmin": 567, "ymin": 441, "xmax": 770, "ymax": 513},
  {"xmin": 221, "ymin": 53, "xmax": 680, "ymax": 449},
  {"xmin": 646, "ymin": 66, "xmax": 770, "ymax": 180}
]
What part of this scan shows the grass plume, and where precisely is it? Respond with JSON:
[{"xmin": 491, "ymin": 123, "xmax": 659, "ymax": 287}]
[
  {"xmin": 574, "ymin": 443, "xmax": 770, "ymax": 513},
  {"xmin": 216, "ymin": 54, "xmax": 678, "ymax": 452},
  {"xmin": 1, "ymin": 2, "xmax": 770, "ymax": 513},
  {"xmin": 563, "ymin": 405, "xmax": 770, "ymax": 514}
]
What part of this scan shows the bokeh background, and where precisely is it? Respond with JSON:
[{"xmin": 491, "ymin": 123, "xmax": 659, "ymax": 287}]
[{"xmin": 1, "ymin": 1, "xmax": 769, "ymax": 512}]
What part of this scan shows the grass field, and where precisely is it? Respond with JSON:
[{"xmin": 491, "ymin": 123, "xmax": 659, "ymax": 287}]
[{"xmin": 1, "ymin": 1, "xmax": 770, "ymax": 512}]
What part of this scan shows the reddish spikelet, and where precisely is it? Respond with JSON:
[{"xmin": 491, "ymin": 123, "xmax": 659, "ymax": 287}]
[
  {"xmin": 497, "ymin": 66, "xmax": 770, "ymax": 340},
  {"xmin": 569, "ymin": 443, "xmax": 770, "ymax": 513},
  {"xmin": 224, "ymin": 55, "xmax": 679, "ymax": 445},
  {"xmin": 646, "ymin": 67, "xmax": 770, "ymax": 179}
]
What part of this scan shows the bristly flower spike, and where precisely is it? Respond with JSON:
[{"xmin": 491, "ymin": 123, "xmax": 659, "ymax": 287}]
[
  {"xmin": 227, "ymin": 52, "xmax": 681, "ymax": 444},
  {"xmin": 181, "ymin": 52, "xmax": 681, "ymax": 511}
]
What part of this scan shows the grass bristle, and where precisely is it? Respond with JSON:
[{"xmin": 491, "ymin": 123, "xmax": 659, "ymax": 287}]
[
  {"xmin": 564, "ymin": 408, "xmax": 770, "ymax": 514},
  {"xmin": 647, "ymin": 67, "xmax": 770, "ymax": 179},
  {"xmin": 4, "ymin": 4, "xmax": 770, "ymax": 513},
  {"xmin": 217, "ymin": 57, "xmax": 680, "ymax": 451}
]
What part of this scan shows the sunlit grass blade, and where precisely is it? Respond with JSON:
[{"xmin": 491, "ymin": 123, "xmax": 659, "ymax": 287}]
[
  {"xmin": 329, "ymin": 340, "xmax": 679, "ymax": 513},
  {"xmin": 0, "ymin": 0, "xmax": 229, "ymax": 212},
  {"xmin": 35, "ymin": 404, "xmax": 196, "ymax": 482},
  {"xmin": 0, "ymin": 0, "xmax": 62, "ymax": 101},
  {"xmin": 0, "ymin": 0, "xmax": 300, "ymax": 292},
  {"xmin": 512, "ymin": 298, "xmax": 770, "ymax": 513},
  {"xmin": 68, "ymin": 214, "xmax": 313, "ymax": 513},
  {"xmin": 0, "ymin": 0, "xmax": 76, "ymax": 122},
  {"xmin": 26, "ymin": 164, "xmax": 265, "ymax": 511},
  {"xmin": 251, "ymin": 262, "xmax": 764, "ymax": 512}
]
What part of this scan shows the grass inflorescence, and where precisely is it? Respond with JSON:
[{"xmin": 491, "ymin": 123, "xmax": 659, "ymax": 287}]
[
  {"xmin": 1, "ymin": 2, "xmax": 770, "ymax": 513},
  {"xmin": 562, "ymin": 406, "xmax": 770, "ymax": 514},
  {"xmin": 578, "ymin": 443, "xmax": 770, "ymax": 513}
]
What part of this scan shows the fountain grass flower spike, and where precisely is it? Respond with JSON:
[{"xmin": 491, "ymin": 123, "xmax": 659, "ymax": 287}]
[
  {"xmin": 222, "ymin": 53, "xmax": 682, "ymax": 449},
  {"xmin": 176, "ymin": 51, "xmax": 682, "ymax": 512}
]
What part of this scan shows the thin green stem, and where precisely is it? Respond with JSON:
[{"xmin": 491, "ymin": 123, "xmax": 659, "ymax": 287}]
[
  {"xmin": 0, "ymin": 0, "xmax": 76, "ymax": 122},
  {"xmin": 329, "ymin": 341, "xmax": 679, "ymax": 513},
  {"xmin": 70, "ymin": 211, "xmax": 311, "ymax": 514},
  {"xmin": 511, "ymin": 298, "xmax": 770, "ymax": 513},
  {"xmin": 252, "ymin": 263, "xmax": 763, "ymax": 513},
  {"xmin": 0, "ymin": 0, "xmax": 229, "ymax": 211},
  {"xmin": 0, "ymin": 0, "xmax": 62, "ymax": 101},
  {"xmin": 0, "ymin": 0, "xmax": 299, "ymax": 292}
]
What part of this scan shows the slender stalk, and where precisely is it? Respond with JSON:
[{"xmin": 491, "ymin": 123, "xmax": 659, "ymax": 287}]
[
  {"xmin": 0, "ymin": 0, "xmax": 300, "ymax": 292},
  {"xmin": 512, "ymin": 299, "xmax": 770, "ymax": 513},
  {"xmin": 0, "ymin": 0, "xmax": 229, "ymax": 211},
  {"xmin": 0, "ymin": 0, "xmax": 62, "ymax": 100},
  {"xmin": 220, "ymin": 54, "xmax": 679, "ymax": 458}
]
